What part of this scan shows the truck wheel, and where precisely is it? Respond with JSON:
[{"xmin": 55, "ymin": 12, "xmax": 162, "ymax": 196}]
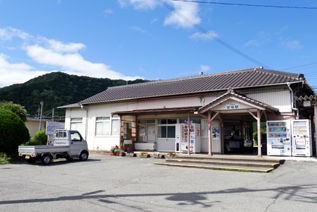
[
  {"xmin": 41, "ymin": 154, "xmax": 52, "ymax": 165},
  {"xmin": 79, "ymin": 151, "xmax": 89, "ymax": 161}
]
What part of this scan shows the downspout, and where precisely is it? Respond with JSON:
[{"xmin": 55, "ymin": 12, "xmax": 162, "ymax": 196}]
[
  {"xmin": 287, "ymin": 82, "xmax": 299, "ymax": 119},
  {"xmin": 80, "ymin": 103, "xmax": 88, "ymax": 140}
]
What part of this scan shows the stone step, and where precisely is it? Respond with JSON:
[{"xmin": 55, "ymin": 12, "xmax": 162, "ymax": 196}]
[
  {"xmin": 165, "ymin": 158, "xmax": 280, "ymax": 168},
  {"xmin": 155, "ymin": 162, "xmax": 274, "ymax": 173},
  {"xmin": 172, "ymin": 154, "xmax": 284, "ymax": 164}
]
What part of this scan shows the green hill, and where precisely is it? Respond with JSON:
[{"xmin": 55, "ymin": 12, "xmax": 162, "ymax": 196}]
[{"xmin": 0, "ymin": 72, "xmax": 147, "ymax": 119}]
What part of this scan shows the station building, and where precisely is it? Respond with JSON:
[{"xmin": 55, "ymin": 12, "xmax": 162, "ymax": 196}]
[{"xmin": 60, "ymin": 67, "xmax": 316, "ymax": 156}]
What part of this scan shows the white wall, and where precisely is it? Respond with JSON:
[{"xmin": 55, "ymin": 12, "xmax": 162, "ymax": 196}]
[{"xmin": 65, "ymin": 86, "xmax": 292, "ymax": 151}]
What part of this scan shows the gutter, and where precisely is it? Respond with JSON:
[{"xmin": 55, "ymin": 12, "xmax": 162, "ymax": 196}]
[{"xmin": 287, "ymin": 81, "xmax": 304, "ymax": 119}]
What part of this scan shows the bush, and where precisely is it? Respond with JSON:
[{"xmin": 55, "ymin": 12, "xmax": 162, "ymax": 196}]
[
  {"xmin": 0, "ymin": 152, "xmax": 10, "ymax": 164},
  {"xmin": 0, "ymin": 109, "xmax": 30, "ymax": 156},
  {"xmin": 29, "ymin": 130, "xmax": 47, "ymax": 145},
  {"xmin": 0, "ymin": 101, "xmax": 27, "ymax": 122}
]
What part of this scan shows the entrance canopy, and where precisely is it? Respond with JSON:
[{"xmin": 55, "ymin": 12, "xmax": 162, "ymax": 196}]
[
  {"xmin": 198, "ymin": 89, "xmax": 279, "ymax": 114},
  {"xmin": 198, "ymin": 89, "xmax": 279, "ymax": 157}
]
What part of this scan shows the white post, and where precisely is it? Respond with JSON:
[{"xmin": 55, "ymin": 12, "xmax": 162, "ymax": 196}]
[
  {"xmin": 187, "ymin": 113, "xmax": 191, "ymax": 155},
  {"xmin": 257, "ymin": 110, "xmax": 262, "ymax": 157},
  {"xmin": 314, "ymin": 105, "xmax": 317, "ymax": 157},
  {"xmin": 208, "ymin": 111, "xmax": 212, "ymax": 156}
]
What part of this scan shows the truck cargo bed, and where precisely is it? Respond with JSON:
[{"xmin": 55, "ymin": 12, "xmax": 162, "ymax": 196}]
[{"xmin": 18, "ymin": 145, "xmax": 70, "ymax": 155}]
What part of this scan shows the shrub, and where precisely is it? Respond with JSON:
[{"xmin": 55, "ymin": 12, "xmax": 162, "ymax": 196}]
[
  {"xmin": 0, "ymin": 101, "xmax": 27, "ymax": 122},
  {"xmin": 29, "ymin": 130, "xmax": 47, "ymax": 145},
  {"xmin": 0, "ymin": 152, "xmax": 10, "ymax": 164},
  {"xmin": 0, "ymin": 109, "xmax": 30, "ymax": 156}
]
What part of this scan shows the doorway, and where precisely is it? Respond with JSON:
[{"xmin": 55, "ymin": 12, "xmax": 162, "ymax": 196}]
[{"xmin": 222, "ymin": 115, "xmax": 256, "ymax": 155}]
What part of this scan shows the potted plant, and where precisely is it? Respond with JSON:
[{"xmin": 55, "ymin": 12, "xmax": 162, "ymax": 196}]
[{"xmin": 110, "ymin": 145, "xmax": 119, "ymax": 156}]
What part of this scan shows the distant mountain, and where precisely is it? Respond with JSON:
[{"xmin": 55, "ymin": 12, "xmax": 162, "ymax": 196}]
[{"xmin": 0, "ymin": 72, "xmax": 147, "ymax": 119}]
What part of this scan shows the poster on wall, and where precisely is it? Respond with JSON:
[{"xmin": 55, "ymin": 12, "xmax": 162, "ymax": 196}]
[{"xmin": 212, "ymin": 127, "xmax": 220, "ymax": 138}]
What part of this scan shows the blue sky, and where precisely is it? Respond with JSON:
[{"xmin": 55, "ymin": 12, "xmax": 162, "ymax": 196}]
[{"xmin": 0, "ymin": 0, "xmax": 316, "ymax": 92}]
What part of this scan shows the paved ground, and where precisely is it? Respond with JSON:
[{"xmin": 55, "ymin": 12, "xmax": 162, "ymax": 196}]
[{"xmin": 0, "ymin": 153, "xmax": 316, "ymax": 212}]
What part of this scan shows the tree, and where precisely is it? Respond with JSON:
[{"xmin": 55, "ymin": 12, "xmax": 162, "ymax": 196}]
[
  {"xmin": 0, "ymin": 101, "xmax": 27, "ymax": 122},
  {"xmin": 0, "ymin": 109, "xmax": 30, "ymax": 155}
]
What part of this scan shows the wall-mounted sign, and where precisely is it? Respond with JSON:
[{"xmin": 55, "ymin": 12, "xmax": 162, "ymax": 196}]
[
  {"xmin": 225, "ymin": 103, "xmax": 240, "ymax": 110},
  {"xmin": 303, "ymin": 101, "xmax": 311, "ymax": 107}
]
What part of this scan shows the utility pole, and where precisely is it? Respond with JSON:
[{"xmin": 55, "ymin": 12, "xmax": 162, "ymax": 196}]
[
  {"xmin": 39, "ymin": 101, "xmax": 44, "ymax": 131},
  {"xmin": 52, "ymin": 108, "xmax": 55, "ymax": 121}
]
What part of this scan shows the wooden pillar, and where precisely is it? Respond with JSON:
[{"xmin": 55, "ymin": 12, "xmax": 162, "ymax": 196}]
[
  {"xmin": 207, "ymin": 111, "xmax": 220, "ymax": 156},
  {"xmin": 257, "ymin": 110, "xmax": 262, "ymax": 157},
  {"xmin": 248, "ymin": 110, "xmax": 262, "ymax": 157},
  {"xmin": 218, "ymin": 114, "xmax": 224, "ymax": 154},
  {"xmin": 208, "ymin": 111, "xmax": 212, "ymax": 156},
  {"xmin": 187, "ymin": 113, "xmax": 191, "ymax": 155}
]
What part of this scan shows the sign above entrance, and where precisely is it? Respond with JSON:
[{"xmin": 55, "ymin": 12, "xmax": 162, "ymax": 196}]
[{"xmin": 225, "ymin": 103, "xmax": 240, "ymax": 110}]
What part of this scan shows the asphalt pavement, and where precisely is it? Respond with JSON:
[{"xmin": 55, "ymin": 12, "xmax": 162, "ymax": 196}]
[{"xmin": 0, "ymin": 153, "xmax": 316, "ymax": 212}]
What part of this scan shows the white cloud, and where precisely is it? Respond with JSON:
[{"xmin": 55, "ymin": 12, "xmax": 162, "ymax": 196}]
[
  {"xmin": 25, "ymin": 45, "xmax": 139, "ymax": 80},
  {"xmin": 0, "ymin": 54, "xmax": 44, "ymax": 87},
  {"xmin": 281, "ymin": 39, "xmax": 303, "ymax": 50},
  {"xmin": 0, "ymin": 27, "xmax": 31, "ymax": 41},
  {"xmin": 164, "ymin": 1, "xmax": 200, "ymax": 28},
  {"xmin": 190, "ymin": 31, "xmax": 218, "ymax": 40},
  {"xmin": 118, "ymin": 0, "xmax": 160, "ymax": 9},
  {"xmin": 119, "ymin": 0, "xmax": 200, "ymax": 28},
  {"xmin": 0, "ymin": 27, "xmax": 142, "ymax": 87},
  {"xmin": 46, "ymin": 39, "xmax": 85, "ymax": 53},
  {"xmin": 200, "ymin": 65, "xmax": 210, "ymax": 72}
]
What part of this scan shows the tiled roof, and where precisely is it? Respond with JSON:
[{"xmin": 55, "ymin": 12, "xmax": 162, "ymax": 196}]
[
  {"xmin": 81, "ymin": 67, "xmax": 305, "ymax": 105},
  {"xmin": 198, "ymin": 89, "xmax": 279, "ymax": 113}
]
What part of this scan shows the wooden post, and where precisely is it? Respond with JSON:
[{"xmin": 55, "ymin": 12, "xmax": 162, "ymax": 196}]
[
  {"xmin": 208, "ymin": 111, "xmax": 211, "ymax": 156},
  {"xmin": 248, "ymin": 110, "xmax": 262, "ymax": 157},
  {"xmin": 208, "ymin": 111, "xmax": 220, "ymax": 156},
  {"xmin": 187, "ymin": 113, "xmax": 191, "ymax": 155},
  {"xmin": 257, "ymin": 110, "xmax": 262, "ymax": 157}
]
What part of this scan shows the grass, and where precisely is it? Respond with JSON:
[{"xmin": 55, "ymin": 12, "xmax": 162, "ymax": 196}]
[{"xmin": 0, "ymin": 152, "xmax": 11, "ymax": 164}]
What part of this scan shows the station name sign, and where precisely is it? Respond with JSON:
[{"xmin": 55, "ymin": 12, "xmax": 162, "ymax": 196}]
[{"xmin": 225, "ymin": 103, "xmax": 240, "ymax": 110}]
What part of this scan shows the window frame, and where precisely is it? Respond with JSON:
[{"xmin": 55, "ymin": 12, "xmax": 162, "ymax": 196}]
[
  {"xmin": 157, "ymin": 119, "xmax": 176, "ymax": 139},
  {"xmin": 95, "ymin": 117, "xmax": 111, "ymax": 136}
]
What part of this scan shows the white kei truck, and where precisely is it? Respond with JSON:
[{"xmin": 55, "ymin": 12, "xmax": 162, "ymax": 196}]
[{"xmin": 18, "ymin": 129, "xmax": 89, "ymax": 165}]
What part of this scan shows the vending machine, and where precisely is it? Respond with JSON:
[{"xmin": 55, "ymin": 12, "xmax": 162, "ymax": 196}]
[
  {"xmin": 179, "ymin": 123, "xmax": 201, "ymax": 153},
  {"xmin": 291, "ymin": 119, "xmax": 312, "ymax": 157},
  {"xmin": 267, "ymin": 120, "xmax": 292, "ymax": 156}
]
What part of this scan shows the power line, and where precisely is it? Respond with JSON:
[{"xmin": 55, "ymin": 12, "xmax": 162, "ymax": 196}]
[
  {"xmin": 164, "ymin": 3, "xmax": 268, "ymax": 67},
  {"xmin": 172, "ymin": 0, "xmax": 317, "ymax": 10},
  {"xmin": 281, "ymin": 62, "xmax": 317, "ymax": 71}
]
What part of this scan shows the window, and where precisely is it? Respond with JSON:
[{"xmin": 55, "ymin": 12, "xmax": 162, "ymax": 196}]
[
  {"xmin": 111, "ymin": 118, "xmax": 120, "ymax": 135},
  {"xmin": 55, "ymin": 131, "xmax": 67, "ymax": 138},
  {"xmin": 200, "ymin": 119, "xmax": 208, "ymax": 138},
  {"xmin": 95, "ymin": 117, "xmax": 110, "ymax": 136},
  {"xmin": 138, "ymin": 120, "xmax": 156, "ymax": 142},
  {"xmin": 158, "ymin": 119, "xmax": 176, "ymax": 138},
  {"xmin": 70, "ymin": 131, "xmax": 82, "ymax": 142},
  {"xmin": 70, "ymin": 118, "xmax": 83, "ymax": 134}
]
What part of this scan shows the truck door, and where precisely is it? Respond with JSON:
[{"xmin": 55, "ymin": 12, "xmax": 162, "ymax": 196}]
[{"xmin": 69, "ymin": 131, "xmax": 85, "ymax": 156}]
